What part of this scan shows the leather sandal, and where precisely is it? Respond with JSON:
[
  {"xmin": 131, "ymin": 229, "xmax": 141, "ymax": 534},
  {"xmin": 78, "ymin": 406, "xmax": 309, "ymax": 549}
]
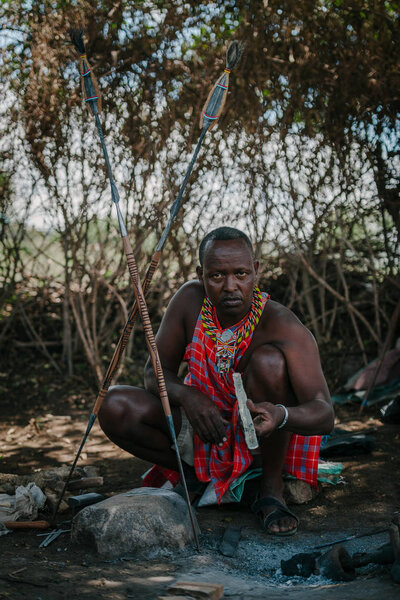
[{"xmin": 251, "ymin": 496, "xmax": 299, "ymax": 536}]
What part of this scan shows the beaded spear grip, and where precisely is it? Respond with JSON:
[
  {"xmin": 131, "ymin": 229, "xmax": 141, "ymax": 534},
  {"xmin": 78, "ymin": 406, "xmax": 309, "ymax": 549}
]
[
  {"xmin": 122, "ymin": 239, "xmax": 171, "ymax": 415},
  {"xmin": 80, "ymin": 53, "xmax": 102, "ymax": 115},
  {"xmin": 70, "ymin": 29, "xmax": 102, "ymax": 115},
  {"xmin": 199, "ymin": 41, "xmax": 243, "ymax": 131},
  {"xmin": 92, "ymin": 250, "xmax": 161, "ymax": 415}
]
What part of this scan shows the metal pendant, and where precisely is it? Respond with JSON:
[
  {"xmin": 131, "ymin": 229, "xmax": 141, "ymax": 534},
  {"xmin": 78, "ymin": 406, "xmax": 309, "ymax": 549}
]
[{"xmin": 215, "ymin": 329, "xmax": 237, "ymax": 373}]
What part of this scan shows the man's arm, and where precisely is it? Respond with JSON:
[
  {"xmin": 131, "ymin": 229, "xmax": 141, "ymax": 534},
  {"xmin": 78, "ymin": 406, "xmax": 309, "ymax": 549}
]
[
  {"xmin": 144, "ymin": 282, "xmax": 227, "ymax": 445},
  {"xmin": 249, "ymin": 311, "xmax": 334, "ymax": 438}
]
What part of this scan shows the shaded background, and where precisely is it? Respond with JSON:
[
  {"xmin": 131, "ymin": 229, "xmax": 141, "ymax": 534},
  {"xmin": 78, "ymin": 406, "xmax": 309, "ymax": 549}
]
[{"xmin": 1, "ymin": 0, "xmax": 399, "ymax": 406}]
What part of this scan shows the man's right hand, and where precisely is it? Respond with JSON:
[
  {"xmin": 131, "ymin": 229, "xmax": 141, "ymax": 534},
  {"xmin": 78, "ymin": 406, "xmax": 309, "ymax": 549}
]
[{"xmin": 180, "ymin": 389, "xmax": 227, "ymax": 446}]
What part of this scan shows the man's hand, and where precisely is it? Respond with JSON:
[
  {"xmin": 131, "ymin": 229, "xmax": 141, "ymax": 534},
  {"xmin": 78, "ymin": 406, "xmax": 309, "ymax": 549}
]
[
  {"xmin": 181, "ymin": 389, "xmax": 227, "ymax": 446},
  {"xmin": 247, "ymin": 399, "xmax": 286, "ymax": 439}
]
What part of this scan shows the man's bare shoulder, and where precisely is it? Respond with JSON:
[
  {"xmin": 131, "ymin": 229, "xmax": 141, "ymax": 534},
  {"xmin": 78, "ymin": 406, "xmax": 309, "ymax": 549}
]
[
  {"xmin": 162, "ymin": 280, "xmax": 205, "ymax": 345},
  {"xmin": 167, "ymin": 279, "xmax": 205, "ymax": 319},
  {"xmin": 173, "ymin": 279, "xmax": 204, "ymax": 303},
  {"xmin": 260, "ymin": 298, "xmax": 313, "ymax": 344}
]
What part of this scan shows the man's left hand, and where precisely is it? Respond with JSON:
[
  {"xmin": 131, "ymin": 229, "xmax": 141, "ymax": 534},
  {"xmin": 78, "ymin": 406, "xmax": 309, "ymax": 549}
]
[{"xmin": 247, "ymin": 399, "xmax": 287, "ymax": 438}]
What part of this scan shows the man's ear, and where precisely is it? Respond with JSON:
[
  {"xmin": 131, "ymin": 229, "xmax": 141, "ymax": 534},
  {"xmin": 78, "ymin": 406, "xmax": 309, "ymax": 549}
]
[
  {"xmin": 196, "ymin": 266, "xmax": 203, "ymax": 282},
  {"xmin": 254, "ymin": 260, "xmax": 259, "ymax": 278}
]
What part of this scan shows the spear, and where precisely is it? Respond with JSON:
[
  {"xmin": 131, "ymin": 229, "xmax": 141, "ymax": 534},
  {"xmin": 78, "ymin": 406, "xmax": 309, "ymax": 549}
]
[
  {"xmin": 60, "ymin": 29, "xmax": 200, "ymax": 549},
  {"xmin": 53, "ymin": 32, "xmax": 243, "ymax": 531}
]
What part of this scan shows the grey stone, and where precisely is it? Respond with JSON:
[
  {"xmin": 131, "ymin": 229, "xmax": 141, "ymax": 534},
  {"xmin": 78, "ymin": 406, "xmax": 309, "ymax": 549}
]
[
  {"xmin": 284, "ymin": 479, "xmax": 318, "ymax": 504},
  {"xmin": 70, "ymin": 487, "xmax": 197, "ymax": 557}
]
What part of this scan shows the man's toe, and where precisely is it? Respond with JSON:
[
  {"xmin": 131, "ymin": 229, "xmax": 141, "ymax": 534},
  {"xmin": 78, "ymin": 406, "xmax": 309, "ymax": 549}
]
[
  {"xmin": 282, "ymin": 517, "xmax": 297, "ymax": 532},
  {"xmin": 269, "ymin": 516, "xmax": 296, "ymax": 533},
  {"xmin": 268, "ymin": 521, "xmax": 281, "ymax": 533}
]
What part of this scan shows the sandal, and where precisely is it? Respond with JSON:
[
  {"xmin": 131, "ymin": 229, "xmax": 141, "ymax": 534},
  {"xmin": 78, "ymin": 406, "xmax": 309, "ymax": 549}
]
[{"xmin": 251, "ymin": 496, "xmax": 299, "ymax": 536}]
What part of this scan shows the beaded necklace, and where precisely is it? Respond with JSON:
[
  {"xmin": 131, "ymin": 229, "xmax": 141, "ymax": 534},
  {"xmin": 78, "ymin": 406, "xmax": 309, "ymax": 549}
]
[{"xmin": 201, "ymin": 286, "xmax": 264, "ymax": 373}]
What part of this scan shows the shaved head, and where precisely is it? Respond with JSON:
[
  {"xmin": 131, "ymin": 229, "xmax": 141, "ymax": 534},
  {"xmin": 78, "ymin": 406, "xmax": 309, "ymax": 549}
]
[{"xmin": 199, "ymin": 227, "xmax": 253, "ymax": 266}]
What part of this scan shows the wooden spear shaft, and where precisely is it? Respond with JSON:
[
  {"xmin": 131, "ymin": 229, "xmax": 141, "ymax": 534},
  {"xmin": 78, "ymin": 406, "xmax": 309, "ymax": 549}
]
[
  {"xmin": 92, "ymin": 250, "xmax": 161, "ymax": 413},
  {"xmin": 120, "ymin": 234, "xmax": 200, "ymax": 551}
]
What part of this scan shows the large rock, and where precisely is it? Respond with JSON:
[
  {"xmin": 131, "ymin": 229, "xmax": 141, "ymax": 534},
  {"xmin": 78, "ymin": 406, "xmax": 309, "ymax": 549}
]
[
  {"xmin": 284, "ymin": 479, "xmax": 318, "ymax": 504},
  {"xmin": 71, "ymin": 487, "xmax": 197, "ymax": 557}
]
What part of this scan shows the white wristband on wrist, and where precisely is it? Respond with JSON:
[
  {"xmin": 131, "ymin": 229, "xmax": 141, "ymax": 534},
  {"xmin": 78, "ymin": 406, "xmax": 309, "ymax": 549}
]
[{"xmin": 276, "ymin": 404, "xmax": 288, "ymax": 429}]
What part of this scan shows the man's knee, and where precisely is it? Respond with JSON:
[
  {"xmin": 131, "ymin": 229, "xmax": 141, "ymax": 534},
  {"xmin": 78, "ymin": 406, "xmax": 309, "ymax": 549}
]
[
  {"xmin": 248, "ymin": 344, "xmax": 286, "ymax": 381},
  {"xmin": 98, "ymin": 385, "xmax": 149, "ymax": 436},
  {"xmin": 245, "ymin": 344, "xmax": 291, "ymax": 403}
]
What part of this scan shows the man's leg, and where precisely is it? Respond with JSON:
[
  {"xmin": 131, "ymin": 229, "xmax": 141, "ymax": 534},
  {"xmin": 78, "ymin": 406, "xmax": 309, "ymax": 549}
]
[
  {"xmin": 244, "ymin": 344, "xmax": 298, "ymax": 534},
  {"xmin": 98, "ymin": 385, "xmax": 182, "ymax": 471}
]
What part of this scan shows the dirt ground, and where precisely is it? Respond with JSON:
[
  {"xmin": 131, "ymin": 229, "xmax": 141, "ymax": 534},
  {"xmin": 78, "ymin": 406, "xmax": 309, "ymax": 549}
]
[{"xmin": 0, "ymin": 381, "xmax": 400, "ymax": 599}]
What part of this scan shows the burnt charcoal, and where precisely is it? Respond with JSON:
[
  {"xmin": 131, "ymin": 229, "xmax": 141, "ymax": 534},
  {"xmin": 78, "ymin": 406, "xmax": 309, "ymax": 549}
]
[{"xmin": 281, "ymin": 551, "xmax": 320, "ymax": 577}]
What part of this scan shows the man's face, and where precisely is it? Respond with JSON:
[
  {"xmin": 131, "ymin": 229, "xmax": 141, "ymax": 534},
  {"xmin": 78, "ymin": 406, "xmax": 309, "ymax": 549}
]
[{"xmin": 196, "ymin": 238, "xmax": 259, "ymax": 328}]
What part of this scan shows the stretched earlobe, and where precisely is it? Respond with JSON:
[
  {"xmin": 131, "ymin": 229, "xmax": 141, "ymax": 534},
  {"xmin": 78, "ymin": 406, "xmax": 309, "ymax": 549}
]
[{"xmin": 196, "ymin": 266, "xmax": 203, "ymax": 282}]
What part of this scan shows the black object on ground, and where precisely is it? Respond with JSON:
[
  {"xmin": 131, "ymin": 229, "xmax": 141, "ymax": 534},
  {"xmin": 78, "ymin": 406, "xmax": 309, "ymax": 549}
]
[
  {"xmin": 319, "ymin": 434, "xmax": 376, "ymax": 458},
  {"xmin": 281, "ymin": 551, "xmax": 321, "ymax": 577},
  {"xmin": 68, "ymin": 492, "xmax": 105, "ymax": 510},
  {"xmin": 219, "ymin": 523, "xmax": 242, "ymax": 557},
  {"xmin": 392, "ymin": 555, "xmax": 400, "ymax": 583},
  {"xmin": 317, "ymin": 545, "xmax": 355, "ymax": 581},
  {"xmin": 380, "ymin": 396, "xmax": 400, "ymax": 424},
  {"xmin": 352, "ymin": 543, "xmax": 394, "ymax": 567},
  {"xmin": 281, "ymin": 545, "xmax": 355, "ymax": 581},
  {"xmin": 389, "ymin": 522, "xmax": 400, "ymax": 583}
]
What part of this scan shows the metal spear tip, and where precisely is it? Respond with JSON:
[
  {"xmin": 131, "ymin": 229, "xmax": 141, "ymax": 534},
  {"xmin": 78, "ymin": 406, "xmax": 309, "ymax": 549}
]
[
  {"xmin": 69, "ymin": 28, "xmax": 86, "ymax": 54},
  {"xmin": 226, "ymin": 40, "xmax": 245, "ymax": 71}
]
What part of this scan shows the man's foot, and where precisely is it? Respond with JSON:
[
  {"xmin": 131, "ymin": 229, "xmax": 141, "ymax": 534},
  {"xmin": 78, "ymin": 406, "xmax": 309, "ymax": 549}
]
[{"xmin": 251, "ymin": 496, "xmax": 299, "ymax": 536}]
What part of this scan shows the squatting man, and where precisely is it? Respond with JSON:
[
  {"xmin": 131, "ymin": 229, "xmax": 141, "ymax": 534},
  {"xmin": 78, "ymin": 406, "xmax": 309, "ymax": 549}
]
[{"xmin": 99, "ymin": 227, "xmax": 334, "ymax": 535}]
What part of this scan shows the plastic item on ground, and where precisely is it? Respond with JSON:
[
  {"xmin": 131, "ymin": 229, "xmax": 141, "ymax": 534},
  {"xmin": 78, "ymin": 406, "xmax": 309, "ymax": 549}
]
[
  {"xmin": 344, "ymin": 349, "xmax": 400, "ymax": 391},
  {"xmin": 0, "ymin": 522, "xmax": 10, "ymax": 537},
  {"xmin": 219, "ymin": 523, "xmax": 242, "ymax": 557},
  {"xmin": 332, "ymin": 377, "xmax": 400, "ymax": 406},
  {"xmin": 0, "ymin": 483, "xmax": 46, "ymax": 524},
  {"xmin": 319, "ymin": 434, "xmax": 376, "ymax": 458},
  {"xmin": 314, "ymin": 460, "xmax": 344, "ymax": 484}
]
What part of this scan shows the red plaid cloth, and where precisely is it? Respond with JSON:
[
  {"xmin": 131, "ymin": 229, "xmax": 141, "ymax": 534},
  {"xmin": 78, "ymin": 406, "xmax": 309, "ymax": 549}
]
[{"xmin": 143, "ymin": 293, "xmax": 321, "ymax": 502}]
